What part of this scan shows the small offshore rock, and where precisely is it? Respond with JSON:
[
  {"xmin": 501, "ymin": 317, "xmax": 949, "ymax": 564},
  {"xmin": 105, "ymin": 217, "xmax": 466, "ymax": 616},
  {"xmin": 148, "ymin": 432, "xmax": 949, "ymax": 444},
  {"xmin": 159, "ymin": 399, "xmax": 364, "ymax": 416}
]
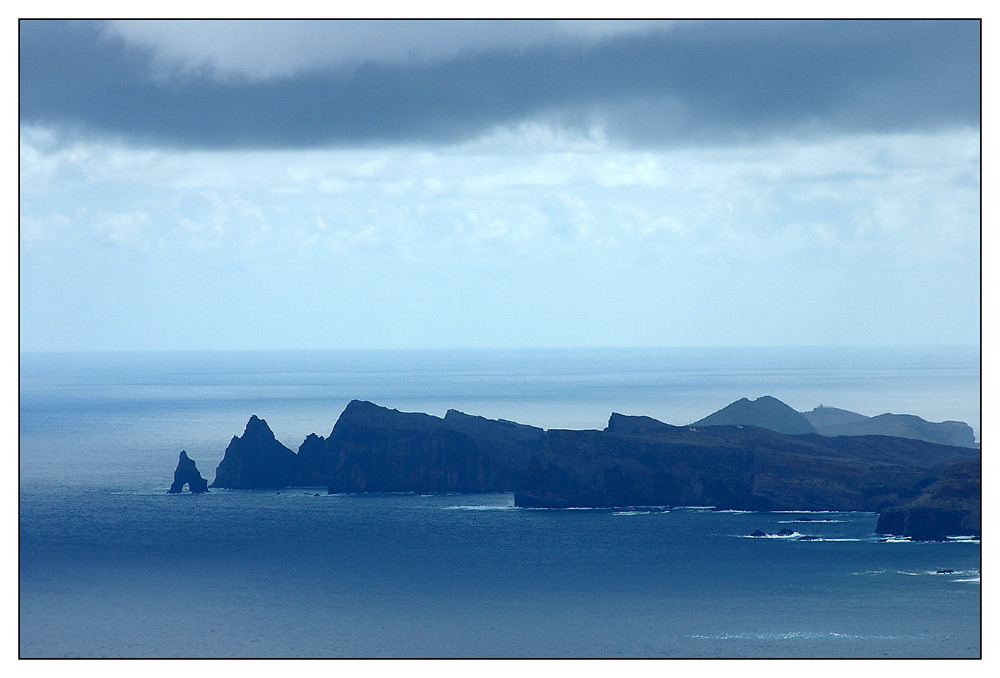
[{"xmin": 168, "ymin": 450, "xmax": 209, "ymax": 494}]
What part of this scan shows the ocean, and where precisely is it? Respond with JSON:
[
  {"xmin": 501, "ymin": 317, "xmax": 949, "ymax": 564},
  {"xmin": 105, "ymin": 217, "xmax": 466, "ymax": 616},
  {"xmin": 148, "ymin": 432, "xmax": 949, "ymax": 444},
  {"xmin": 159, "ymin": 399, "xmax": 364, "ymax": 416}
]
[{"xmin": 18, "ymin": 346, "xmax": 981, "ymax": 658}]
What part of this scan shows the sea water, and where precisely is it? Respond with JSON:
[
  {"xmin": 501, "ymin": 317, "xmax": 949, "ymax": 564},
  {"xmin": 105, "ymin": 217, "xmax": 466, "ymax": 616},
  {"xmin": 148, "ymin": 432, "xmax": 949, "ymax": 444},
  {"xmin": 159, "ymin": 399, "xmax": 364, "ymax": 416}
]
[{"xmin": 18, "ymin": 346, "xmax": 981, "ymax": 657}]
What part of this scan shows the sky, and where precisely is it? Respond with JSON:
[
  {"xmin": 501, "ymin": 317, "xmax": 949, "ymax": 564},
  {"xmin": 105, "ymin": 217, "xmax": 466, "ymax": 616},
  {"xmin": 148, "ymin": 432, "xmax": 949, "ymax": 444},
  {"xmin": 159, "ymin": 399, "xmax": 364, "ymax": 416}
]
[{"xmin": 18, "ymin": 19, "xmax": 982, "ymax": 351}]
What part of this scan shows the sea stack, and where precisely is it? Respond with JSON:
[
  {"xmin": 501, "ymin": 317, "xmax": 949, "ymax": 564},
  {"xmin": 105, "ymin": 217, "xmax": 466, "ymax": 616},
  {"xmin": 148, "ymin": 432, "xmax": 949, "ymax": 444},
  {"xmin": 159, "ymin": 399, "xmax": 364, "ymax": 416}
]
[
  {"xmin": 211, "ymin": 415, "xmax": 298, "ymax": 489},
  {"xmin": 168, "ymin": 450, "xmax": 209, "ymax": 493}
]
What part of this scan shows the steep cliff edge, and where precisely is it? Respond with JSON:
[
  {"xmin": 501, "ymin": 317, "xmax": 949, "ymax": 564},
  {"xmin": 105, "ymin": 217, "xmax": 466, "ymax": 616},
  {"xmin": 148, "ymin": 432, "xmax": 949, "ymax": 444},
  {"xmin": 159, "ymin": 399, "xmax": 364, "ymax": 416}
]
[
  {"xmin": 876, "ymin": 458, "xmax": 981, "ymax": 540},
  {"xmin": 321, "ymin": 400, "xmax": 545, "ymax": 493},
  {"xmin": 211, "ymin": 415, "xmax": 298, "ymax": 489}
]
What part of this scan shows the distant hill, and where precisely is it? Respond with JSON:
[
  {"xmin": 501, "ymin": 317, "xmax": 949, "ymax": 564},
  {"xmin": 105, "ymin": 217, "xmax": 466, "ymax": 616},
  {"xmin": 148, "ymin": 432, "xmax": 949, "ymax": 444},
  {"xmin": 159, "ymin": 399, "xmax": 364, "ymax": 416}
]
[
  {"xmin": 802, "ymin": 406, "xmax": 977, "ymax": 448},
  {"xmin": 689, "ymin": 396, "xmax": 817, "ymax": 435},
  {"xmin": 801, "ymin": 405, "xmax": 869, "ymax": 429}
]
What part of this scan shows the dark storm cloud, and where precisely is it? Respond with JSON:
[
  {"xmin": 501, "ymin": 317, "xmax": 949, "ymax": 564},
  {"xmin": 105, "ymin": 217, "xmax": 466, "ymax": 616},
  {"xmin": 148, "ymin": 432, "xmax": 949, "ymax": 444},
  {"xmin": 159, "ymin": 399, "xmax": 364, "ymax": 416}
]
[{"xmin": 19, "ymin": 19, "xmax": 980, "ymax": 149}]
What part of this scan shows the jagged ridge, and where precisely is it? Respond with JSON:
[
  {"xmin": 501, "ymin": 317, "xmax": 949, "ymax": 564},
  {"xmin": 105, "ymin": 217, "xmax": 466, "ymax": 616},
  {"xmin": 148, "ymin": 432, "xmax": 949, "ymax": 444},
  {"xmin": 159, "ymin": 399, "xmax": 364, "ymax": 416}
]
[{"xmin": 198, "ymin": 397, "xmax": 980, "ymax": 540}]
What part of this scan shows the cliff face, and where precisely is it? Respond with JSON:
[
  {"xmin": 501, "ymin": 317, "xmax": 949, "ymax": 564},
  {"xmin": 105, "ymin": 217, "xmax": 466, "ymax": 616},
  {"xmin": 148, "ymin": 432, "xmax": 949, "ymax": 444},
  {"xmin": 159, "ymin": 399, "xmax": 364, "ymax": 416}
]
[
  {"xmin": 514, "ymin": 413, "xmax": 980, "ymax": 519},
  {"xmin": 320, "ymin": 400, "xmax": 546, "ymax": 493},
  {"xmin": 168, "ymin": 450, "xmax": 208, "ymax": 493},
  {"xmin": 876, "ymin": 458, "xmax": 981, "ymax": 540},
  {"xmin": 211, "ymin": 415, "xmax": 298, "ymax": 489},
  {"xmin": 690, "ymin": 396, "xmax": 817, "ymax": 435}
]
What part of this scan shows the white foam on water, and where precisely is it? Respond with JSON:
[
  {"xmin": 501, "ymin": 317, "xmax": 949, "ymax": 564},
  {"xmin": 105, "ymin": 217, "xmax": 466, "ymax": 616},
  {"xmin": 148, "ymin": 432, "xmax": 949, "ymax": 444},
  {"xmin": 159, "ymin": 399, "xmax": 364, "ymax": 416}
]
[
  {"xmin": 688, "ymin": 631, "xmax": 898, "ymax": 641},
  {"xmin": 742, "ymin": 531, "xmax": 805, "ymax": 539},
  {"xmin": 444, "ymin": 505, "xmax": 513, "ymax": 511},
  {"xmin": 876, "ymin": 535, "xmax": 980, "ymax": 545},
  {"xmin": 612, "ymin": 510, "xmax": 651, "ymax": 516}
]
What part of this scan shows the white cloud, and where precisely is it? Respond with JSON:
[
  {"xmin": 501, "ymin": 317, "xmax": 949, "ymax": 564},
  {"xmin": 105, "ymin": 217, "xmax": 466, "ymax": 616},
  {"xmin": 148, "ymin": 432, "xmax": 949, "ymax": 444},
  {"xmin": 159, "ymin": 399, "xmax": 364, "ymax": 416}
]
[
  {"xmin": 91, "ymin": 210, "xmax": 153, "ymax": 248},
  {"xmin": 18, "ymin": 121, "xmax": 979, "ymax": 349},
  {"xmin": 19, "ymin": 123, "xmax": 979, "ymax": 267}
]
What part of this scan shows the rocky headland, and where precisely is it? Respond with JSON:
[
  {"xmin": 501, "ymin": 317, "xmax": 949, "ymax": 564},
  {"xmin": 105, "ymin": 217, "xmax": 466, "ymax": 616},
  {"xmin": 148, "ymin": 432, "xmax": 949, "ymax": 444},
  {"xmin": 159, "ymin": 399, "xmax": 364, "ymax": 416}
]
[
  {"xmin": 311, "ymin": 400, "xmax": 545, "ymax": 493},
  {"xmin": 193, "ymin": 396, "xmax": 980, "ymax": 540},
  {"xmin": 515, "ymin": 413, "xmax": 977, "ymax": 516},
  {"xmin": 802, "ymin": 406, "xmax": 977, "ymax": 448},
  {"xmin": 210, "ymin": 401, "xmax": 545, "ymax": 493},
  {"xmin": 875, "ymin": 458, "xmax": 981, "ymax": 540},
  {"xmin": 689, "ymin": 398, "xmax": 977, "ymax": 448}
]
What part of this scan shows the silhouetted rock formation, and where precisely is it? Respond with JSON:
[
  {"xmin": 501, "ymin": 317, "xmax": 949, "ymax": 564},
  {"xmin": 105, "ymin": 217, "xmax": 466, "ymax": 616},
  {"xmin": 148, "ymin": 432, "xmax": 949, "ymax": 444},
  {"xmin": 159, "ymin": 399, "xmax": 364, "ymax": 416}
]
[
  {"xmin": 690, "ymin": 396, "xmax": 817, "ymax": 435},
  {"xmin": 514, "ymin": 413, "xmax": 979, "ymax": 520},
  {"xmin": 319, "ymin": 400, "xmax": 545, "ymax": 493},
  {"xmin": 876, "ymin": 458, "xmax": 981, "ymax": 540},
  {"xmin": 295, "ymin": 432, "xmax": 332, "ymax": 486},
  {"xmin": 799, "ymin": 405, "xmax": 870, "ymax": 429},
  {"xmin": 802, "ymin": 406, "xmax": 977, "ymax": 448},
  {"xmin": 605, "ymin": 412, "xmax": 676, "ymax": 436},
  {"xmin": 168, "ymin": 450, "xmax": 208, "ymax": 493},
  {"xmin": 211, "ymin": 415, "xmax": 298, "ymax": 489},
  {"xmin": 200, "ymin": 401, "xmax": 980, "ymax": 540}
]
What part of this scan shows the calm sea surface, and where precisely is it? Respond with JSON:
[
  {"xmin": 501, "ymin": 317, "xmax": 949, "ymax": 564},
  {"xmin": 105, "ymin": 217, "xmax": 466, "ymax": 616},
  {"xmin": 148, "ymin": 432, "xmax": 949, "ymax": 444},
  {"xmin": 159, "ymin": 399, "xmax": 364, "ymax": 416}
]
[{"xmin": 18, "ymin": 347, "xmax": 981, "ymax": 657}]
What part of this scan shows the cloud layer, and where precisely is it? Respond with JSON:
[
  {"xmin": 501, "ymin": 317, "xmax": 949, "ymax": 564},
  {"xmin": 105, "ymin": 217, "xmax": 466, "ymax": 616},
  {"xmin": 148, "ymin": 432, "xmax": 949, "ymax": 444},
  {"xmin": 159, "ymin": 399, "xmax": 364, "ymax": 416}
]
[{"xmin": 20, "ymin": 20, "xmax": 980, "ymax": 149}]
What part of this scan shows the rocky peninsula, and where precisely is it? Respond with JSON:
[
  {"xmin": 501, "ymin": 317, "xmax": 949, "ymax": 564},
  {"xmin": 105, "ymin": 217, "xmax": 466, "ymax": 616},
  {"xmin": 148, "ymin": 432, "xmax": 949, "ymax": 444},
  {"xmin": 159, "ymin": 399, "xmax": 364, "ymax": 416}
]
[{"xmin": 191, "ymin": 397, "xmax": 980, "ymax": 541}]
